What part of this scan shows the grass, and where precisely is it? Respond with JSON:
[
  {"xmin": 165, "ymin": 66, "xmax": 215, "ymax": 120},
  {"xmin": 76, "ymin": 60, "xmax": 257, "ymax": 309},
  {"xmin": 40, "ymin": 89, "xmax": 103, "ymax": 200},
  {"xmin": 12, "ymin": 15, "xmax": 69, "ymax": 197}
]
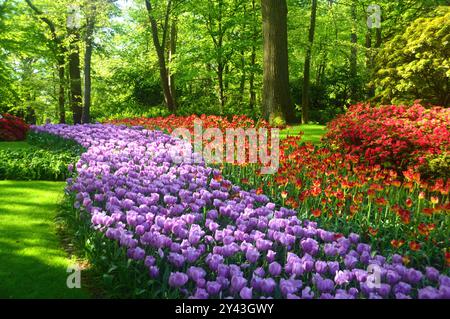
[
  {"xmin": 0, "ymin": 141, "xmax": 35, "ymax": 151},
  {"xmin": 280, "ymin": 124, "xmax": 327, "ymax": 143},
  {"xmin": 0, "ymin": 181, "xmax": 89, "ymax": 298}
]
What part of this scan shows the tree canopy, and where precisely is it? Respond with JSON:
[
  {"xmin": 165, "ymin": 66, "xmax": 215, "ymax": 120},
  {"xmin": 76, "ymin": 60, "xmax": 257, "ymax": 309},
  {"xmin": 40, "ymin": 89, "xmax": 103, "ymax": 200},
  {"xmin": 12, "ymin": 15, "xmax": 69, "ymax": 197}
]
[{"xmin": 0, "ymin": 0, "xmax": 448, "ymax": 125}]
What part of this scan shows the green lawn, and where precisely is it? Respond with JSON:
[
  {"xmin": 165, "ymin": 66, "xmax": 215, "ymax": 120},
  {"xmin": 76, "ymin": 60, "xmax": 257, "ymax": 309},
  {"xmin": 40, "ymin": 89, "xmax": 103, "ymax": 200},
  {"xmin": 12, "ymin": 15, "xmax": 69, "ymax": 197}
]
[
  {"xmin": 0, "ymin": 181, "xmax": 89, "ymax": 298},
  {"xmin": 280, "ymin": 124, "xmax": 327, "ymax": 143}
]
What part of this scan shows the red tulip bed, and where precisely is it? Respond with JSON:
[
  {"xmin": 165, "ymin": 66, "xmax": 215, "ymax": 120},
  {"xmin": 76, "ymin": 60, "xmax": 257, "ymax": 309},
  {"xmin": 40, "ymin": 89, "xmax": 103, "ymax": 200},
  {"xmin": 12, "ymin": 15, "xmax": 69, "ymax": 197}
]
[
  {"xmin": 109, "ymin": 107, "xmax": 449, "ymax": 276},
  {"xmin": 0, "ymin": 114, "xmax": 29, "ymax": 141}
]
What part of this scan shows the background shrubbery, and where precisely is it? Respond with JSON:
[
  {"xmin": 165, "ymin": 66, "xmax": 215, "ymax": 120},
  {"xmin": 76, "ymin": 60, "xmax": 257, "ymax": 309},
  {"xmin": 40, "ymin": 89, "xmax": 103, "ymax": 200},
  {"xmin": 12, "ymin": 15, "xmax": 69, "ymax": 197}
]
[
  {"xmin": 0, "ymin": 131, "xmax": 84, "ymax": 181},
  {"xmin": 324, "ymin": 104, "xmax": 450, "ymax": 179},
  {"xmin": 0, "ymin": 114, "xmax": 29, "ymax": 141}
]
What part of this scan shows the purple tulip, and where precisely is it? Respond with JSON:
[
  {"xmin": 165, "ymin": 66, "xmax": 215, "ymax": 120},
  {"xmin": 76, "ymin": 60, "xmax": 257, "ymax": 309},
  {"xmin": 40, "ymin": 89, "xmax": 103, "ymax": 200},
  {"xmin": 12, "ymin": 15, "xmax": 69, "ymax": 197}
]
[
  {"xmin": 187, "ymin": 266, "xmax": 206, "ymax": 282},
  {"xmin": 425, "ymin": 267, "xmax": 440, "ymax": 282},
  {"xmin": 169, "ymin": 272, "xmax": 189, "ymax": 288},
  {"xmin": 192, "ymin": 288, "xmax": 209, "ymax": 299},
  {"xmin": 418, "ymin": 286, "xmax": 440, "ymax": 299},
  {"xmin": 316, "ymin": 278, "xmax": 335, "ymax": 293},
  {"xmin": 315, "ymin": 261, "xmax": 328, "ymax": 275},
  {"xmin": 231, "ymin": 276, "xmax": 247, "ymax": 293},
  {"xmin": 149, "ymin": 266, "xmax": 159, "ymax": 278},
  {"xmin": 133, "ymin": 247, "xmax": 146, "ymax": 260},
  {"xmin": 268, "ymin": 262, "xmax": 282, "ymax": 277},
  {"xmin": 406, "ymin": 269, "xmax": 423, "ymax": 285},
  {"xmin": 394, "ymin": 282, "xmax": 412, "ymax": 295},
  {"xmin": 260, "ymin": 278, "xmax": 276, "ymax": 294},
  {"xmin": 386, "ymin": 270, "xmax": 401, "ymax": 285},
  {"xmin": 240, "ymin": 287, "xmax": 253, "ymax": 299},
  {"xmin": 301, "ymin": 287, "xmax": 314, "ymax": 299},
  {"xmin": 266, "ymin": 250, "xmax": 276, "ymax": 263},
  {"xmin": 344, "ymin": 255, "xmax": 358, "ymax": 269},
  {"xmin": 301, "ymin": 238, "xmax": 319, "ymax": 256},
  {"xmin": 245, "ymin": 247, "xmax": 260, "ymax": 264},
  {"xmin": 206, "ymin": 281, "xmax": 222, "ymax": 295}
]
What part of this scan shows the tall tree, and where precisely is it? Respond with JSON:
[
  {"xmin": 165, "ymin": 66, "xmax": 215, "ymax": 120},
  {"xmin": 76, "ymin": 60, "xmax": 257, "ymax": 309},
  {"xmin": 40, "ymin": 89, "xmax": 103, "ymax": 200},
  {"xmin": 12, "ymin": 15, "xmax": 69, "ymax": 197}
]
[
  {"xmin": 145, "ymin": 0, "xmax": 177, "ymax": 112},
  {"xmin": 204, "ymin": 0, "xmax": 228, "ymax": 112},
  {"xmin": 67, "ymin": 5, "xmax": 83, "ymax": 124},
  {"xmin": 301, "ymin": 0, "xmax": 318, "ymax": 124},
  {"xmin": 82, "ymin": 1, "xmax": 97, "ymax": 124},
  {"xmin": 261, "ymin": 0, "xmax": 291, "ymax": 125},
  {"xmin": 168, "ymin": 16, "xmax": 177, "ymax": 107},
  {"xmin": 248, "ymin": 0, "xmax": 258, "ymax": 110},
  {"xmin": 349, "ymin": 0, "xmax": 358, "ymax": 103},
  {"xmin": 25, "ymin": 0, "xmax": 66, "ymax": 123}
]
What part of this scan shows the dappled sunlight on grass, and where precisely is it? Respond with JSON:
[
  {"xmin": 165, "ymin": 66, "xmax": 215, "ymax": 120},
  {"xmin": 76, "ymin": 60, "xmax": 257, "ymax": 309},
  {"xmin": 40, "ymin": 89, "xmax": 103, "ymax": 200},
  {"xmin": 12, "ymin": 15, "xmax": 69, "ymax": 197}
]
[
  {"xmin": 0, "ymin": 181, "xmax": 89, "ymax": 298},
  {"xmin": 280, "ymin": 124, "xmax": 327, "ymax": 143}
]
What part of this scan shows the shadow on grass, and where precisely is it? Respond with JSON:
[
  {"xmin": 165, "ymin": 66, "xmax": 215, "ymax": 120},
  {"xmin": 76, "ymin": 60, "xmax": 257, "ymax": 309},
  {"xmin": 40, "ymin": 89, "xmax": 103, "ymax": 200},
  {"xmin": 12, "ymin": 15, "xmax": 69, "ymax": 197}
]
[
  {"xmin": 0, "ymin": 240, "xmax": 88, "ymax": 299},
  {"xmin": 0, "ymin": 181, "xmax": 90, "ymax": 299}
]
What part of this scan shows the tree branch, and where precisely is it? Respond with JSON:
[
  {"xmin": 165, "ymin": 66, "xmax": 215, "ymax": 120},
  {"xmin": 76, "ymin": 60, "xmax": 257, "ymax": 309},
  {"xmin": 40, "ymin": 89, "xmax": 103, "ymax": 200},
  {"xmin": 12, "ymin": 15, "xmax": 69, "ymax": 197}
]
[{"xmin": 25, "ymin": 0, "xmax": 58, "ymax": 43}]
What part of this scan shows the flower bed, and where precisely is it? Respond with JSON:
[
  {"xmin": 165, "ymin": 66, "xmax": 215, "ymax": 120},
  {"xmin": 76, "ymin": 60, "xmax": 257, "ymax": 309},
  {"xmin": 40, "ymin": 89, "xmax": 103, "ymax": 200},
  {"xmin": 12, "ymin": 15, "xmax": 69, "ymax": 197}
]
[
  {"xmin": 107, "ymin": 113, "xmax": 450, "ymax": 271},
  {"xmin": 0, "ymin": 114, "xmax": 29, "ymax": 141},
  {"xmin": 33, "ymin": 124, "xmax": 449, "ymax": 299},
  {"xmin": 105, "ymin": 114, "xmax": 275, "ymax": 133},
  {"xmin": 222, "ymin": 137, "xmax": 450, "ymax": 272}
]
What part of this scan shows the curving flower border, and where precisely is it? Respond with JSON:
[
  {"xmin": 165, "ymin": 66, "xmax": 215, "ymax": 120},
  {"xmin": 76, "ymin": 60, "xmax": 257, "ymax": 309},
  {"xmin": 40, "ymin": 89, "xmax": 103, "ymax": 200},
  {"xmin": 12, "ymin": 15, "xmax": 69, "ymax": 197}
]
[{"xmin": 32, "ymin": 124, "xmax": 450, "ymax": 299}]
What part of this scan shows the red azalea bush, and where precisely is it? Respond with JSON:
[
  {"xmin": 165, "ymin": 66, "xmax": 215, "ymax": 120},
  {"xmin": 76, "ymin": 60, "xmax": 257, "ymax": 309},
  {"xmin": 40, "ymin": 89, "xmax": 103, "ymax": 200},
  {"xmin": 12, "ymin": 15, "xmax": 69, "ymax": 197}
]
[
  {"xmin": 0, "ymin": 114, "xmax": 29, "ymax": 141},
  {"xmin": 324, "ymin": 103, "xmax": 450, "ymax": 174}
]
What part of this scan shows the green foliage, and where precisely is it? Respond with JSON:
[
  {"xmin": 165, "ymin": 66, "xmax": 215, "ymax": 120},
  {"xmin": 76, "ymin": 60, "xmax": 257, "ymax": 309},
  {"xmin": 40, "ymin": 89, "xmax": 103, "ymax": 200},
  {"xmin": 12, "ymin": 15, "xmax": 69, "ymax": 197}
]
[
  {"xmin": 421, "ymin": 152, "xmax": 450, "ymax": 180},
  {"xmin": 27, "ymin": 130, "xmax": 85, "ymax": 154},
  {"xmin": 94, "ymin": 107, "xmax": 170, "ymax": 123},
  {"xmin": 0, "ymin": 148, "xmax": 78, "ymax": 181},
  {"xmin": 373, "ymin": 6, "xmax": 450, "ymax": 106},
  {"xmin": 0, "ymin": 0, "xmax": 447, "ymax": 122},
  {"xmin": 0, "ymin": 132, "xmax": 83, "ymax": 181}
]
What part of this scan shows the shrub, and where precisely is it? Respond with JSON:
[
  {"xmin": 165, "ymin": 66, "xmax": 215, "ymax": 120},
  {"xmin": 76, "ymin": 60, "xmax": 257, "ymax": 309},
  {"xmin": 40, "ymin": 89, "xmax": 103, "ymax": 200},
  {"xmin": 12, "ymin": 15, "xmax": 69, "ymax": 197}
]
[
  {"xmin": 324, "ymin": 104, "xmax": 450, "ymax": 175},
  {"xmin": 0, "ymin": 131, "xmax": 84, "ymax": 181},
  {"xmin": 0, "ymin": 149, "xmax": 79, "ymax": 181},
  {"xmin": 0, "ymin": 114, "xmax": 29, "ymax": 141},
  {"xmin": 27, "ymin": 130, "xmax": 85, "ymax": 155}
]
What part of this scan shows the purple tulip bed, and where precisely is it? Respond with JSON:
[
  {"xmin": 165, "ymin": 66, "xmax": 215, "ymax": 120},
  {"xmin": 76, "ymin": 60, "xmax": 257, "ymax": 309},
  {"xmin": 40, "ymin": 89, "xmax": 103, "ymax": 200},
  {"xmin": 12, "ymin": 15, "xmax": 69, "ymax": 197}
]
[{"xmin": 32, "ymin": 124, "xmax": 450, "ymax": 299}]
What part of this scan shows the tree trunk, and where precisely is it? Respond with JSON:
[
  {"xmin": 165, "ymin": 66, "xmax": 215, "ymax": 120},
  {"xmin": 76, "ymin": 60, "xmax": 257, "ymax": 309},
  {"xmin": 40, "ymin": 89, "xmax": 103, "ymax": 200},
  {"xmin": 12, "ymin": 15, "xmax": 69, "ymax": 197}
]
[
  {"xmin": 365, "ymin": 28, "xmax": 372, "ymax": 69},
  {"xmin": 249, "ymin": 0, "xmax": 257, "ymax": 109},
  {"xmin": 217, "ymin": 62, "xmax": 225, "ymax": 112},
  {"xmin": 365, "ymin": 27, "xmax": 376, "ymax": 98},
  {"xmin": 68, "ymin": 28, "xmax": 83, "ymax": 124},
  {"xmin": 239, "ymin": 50, "xmax": 246, "ymax": 101},
  {"xmin": 57, "ymin": 55, "xmax": 66, "ymax": 124},
  {"xmin": 168, "ymin": 17, "xmax": 177, "ymax": 106},
  {"xmin": 217, "ymin": 0, "xmax": 225, "ymax": 112},
  {"xmin": 82, "ymin": 3, "xmax": 96, "ymax": 124},
  {"xmin": 301, "ymin": 0, "xmax": 318, "ymax": 124},
  {"xmin": 261, "ymin": 0, "xmax": 291, "ymax": 125},
  {"xmin": 349, "ymin": 1, "xmax": 358, "ymax": 104},
  {"xmin": 145, "ymin": 0, "xmax": 176, "ymax": 112},
  {"xmin": 375, "ymin": 27, "xmax": 382, "ymax": 48}
]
